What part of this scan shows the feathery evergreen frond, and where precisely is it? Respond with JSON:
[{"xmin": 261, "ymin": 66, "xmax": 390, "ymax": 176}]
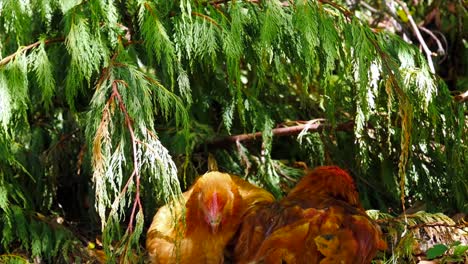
[
  {"xmin": 30, "ymin": 40, "xmax": 55, "ymax": 109},
  {"xmin": 0, "ymin": 73, "xmax": 14, "ymax": 130},
  {"xmin": 0, "ymin": 0, "xmax": 33, "ymax": 44},
  {"xmin": 64, "ymin": 12, "xmax": 106, "ymax": 108},
  {"xmin": 86, "ymin": 50, "xmax": 187, "ymax": 241},
  {"xmin": 139, "ymin": 1, "xmax": 176, "ymax": 84},
  {"xmin": 0, "ymin": 0, "xmax": 466, "ymax": 262}
]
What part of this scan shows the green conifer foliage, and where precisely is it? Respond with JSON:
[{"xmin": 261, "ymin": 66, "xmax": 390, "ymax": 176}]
[{"xmin": 0, "ymin": 0, "xmax": 465, "ymax": 261}]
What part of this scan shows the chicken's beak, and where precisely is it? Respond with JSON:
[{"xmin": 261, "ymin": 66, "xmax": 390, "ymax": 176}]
[
  {"xmin": 203, "ymin": 191, "xmax": 224, "ymax": 234},
  {"xmin": 209, "ymin": 216, "xmax": 222, "ymax": 234}
]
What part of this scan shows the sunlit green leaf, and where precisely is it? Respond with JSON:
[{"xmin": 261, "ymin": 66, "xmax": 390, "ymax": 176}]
[{"xmin": 426, "ymin": 244, "xmax": 449, "ymax": 259}]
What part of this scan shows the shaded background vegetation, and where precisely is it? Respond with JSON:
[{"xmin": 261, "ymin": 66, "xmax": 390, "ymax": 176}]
[{"xmin": 0, "ymin": 0, "xmax": 466, "ymax": 263}]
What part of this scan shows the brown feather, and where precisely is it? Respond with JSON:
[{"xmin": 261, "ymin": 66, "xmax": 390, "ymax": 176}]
[{"xmin": 233, "ymin": 166, "xmax": 386, "ymax": 264}]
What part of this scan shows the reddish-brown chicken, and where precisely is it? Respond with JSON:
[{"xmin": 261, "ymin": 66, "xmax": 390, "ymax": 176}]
[
  {"xmin": 233, "ymin": 166, "xmax": 386, "ymax": 264},
  {"xmin": 146, "ymin": 171, "xmax": 274, "ymax": 264}
]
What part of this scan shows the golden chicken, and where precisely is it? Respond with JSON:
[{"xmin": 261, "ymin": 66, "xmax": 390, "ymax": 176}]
[
  {"xmin": 146, "ymin": 171, "xmax": 274, "ymax": 264},
  {"xmin": 233, "ymin": 166, "xmax": 386, "ymax": 264}
]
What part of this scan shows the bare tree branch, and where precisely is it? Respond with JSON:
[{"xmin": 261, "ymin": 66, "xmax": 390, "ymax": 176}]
[
  {"xmin": 206, "ymin": 120, "xmax": 354, "ymax": 148},
  {"xmin": 394, "ymin": 0, "xmax": 435, "ymax": 73},
  {"xmin": 418, "ymin": 26, "xmax": 446, "ymax": 57}
]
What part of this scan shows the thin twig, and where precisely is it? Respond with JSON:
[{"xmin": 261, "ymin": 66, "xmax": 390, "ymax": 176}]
[
  {"xmin": 321, "ymin": 0, "xmax": 353, "ymax": 18},
  {"xmin": 417, "ymin": 26, "xmax": 445, "ymax": 56},
  {"xmin": 206, "ymin": 0, "xmax": 230, "ymax": 6},
  {"xmin": 95, "ymin": 52, "xmax": 119, "ymax": 90},
  {"xmin": 360, "ymin": 1, "xmax": 380, "ymax": 13},
  {"xmin": 0, "ymin": 37, "xmax": 64, "ymax": 68},
  {"xmin": 394, "ymin": 0, "xmax": 435, "ymax": 73},
  {"xmin": 111, "ymin": 80, "xmax": 143, "ymax": 233},
  {"xmin": 192, "ymin": 11, "xmax": 222, "ymax": 29},
  {"xmin": 206, "ymin": 0, "xmax": 346, "ymax": 11},
  {"xmin": 45, "ymin": 128, "xmax": 80, "ymax": 155},
  {"xmin": 207, "ymin": 120, "xmax": 354, "ymax": 148}
]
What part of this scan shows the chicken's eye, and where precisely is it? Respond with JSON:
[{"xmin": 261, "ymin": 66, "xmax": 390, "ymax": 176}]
[{"xmin": 322, "ymin": 234, "xmax": 334, "ymax": 241}]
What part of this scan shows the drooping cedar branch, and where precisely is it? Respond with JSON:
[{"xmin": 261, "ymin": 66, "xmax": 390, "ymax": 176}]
[
  {"xmin": 111, "ymin": 80, "xmax": 143, "ymax": 234},
  {"xmin": 206, "ymin": 120, "xmax": 354, "ymax": 148},
  {"xmin": 93, "ymin": 49, "xmax": 143, "ymax": 234}
]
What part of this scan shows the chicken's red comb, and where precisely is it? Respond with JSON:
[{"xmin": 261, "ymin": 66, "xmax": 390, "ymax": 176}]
[{"xmin": 311, "ymin": 166, "xmax": 355, "ymax": 186}]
